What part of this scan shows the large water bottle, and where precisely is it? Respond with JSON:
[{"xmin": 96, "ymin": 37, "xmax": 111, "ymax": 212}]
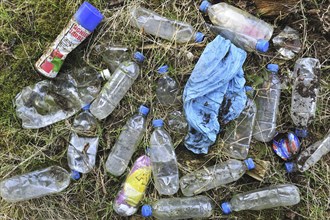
[
  {"xmin": 253, "ymin": 64, "xmax": 281, "ymax": 142},
  {"xmin": 221, "ymin": 184, "xmax": 300, "ymax": 214},
  {"xmin": 149, "ymin": 119, "xmax": 179, "ymax": 195},
  {"xmin": 90, "ymin": 52, "xmax": 145, "ymax": 120},
  {"xmin": 223, "ymin": 99, "xmax": 257, "ymax": 159},
  {"xmin": 200, "ymin": 1, "xmax": 273, "ymax": 52},
  {"xmin": 156, "ymin": 65, "xmax": 179, "ymax": 105},
  {"xmin": 180, "ymin": 158, "xmax": 255, "ymax": 196},
  {"xmin": 141, "ymin": 196, "xmax": 213, "ymax": 219},
  {"xmin": 290, "ymin": 58, "xmax": 320, "ymax": 137},
  {"xmin": 130, "ymin": 6, "xmax": 204, "ymax": 43},
  {"xmin": 0, "ymin": 166, "xmax": 70, "ymax": 202},
  {"xmin": 105, "ymin": 105, "xmax": 150, "ymax": 176},
  {"xmin": 285, "ymin": 132, "xmax": 330, "ymax": 173}
]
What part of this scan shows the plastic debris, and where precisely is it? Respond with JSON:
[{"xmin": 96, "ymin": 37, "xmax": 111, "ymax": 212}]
[
  {"xmin": 272, "ymin": 132, "xmax": 301, "ymax": 161},
  {"xmin": 167, "ymin": 110, "xmax": 188, "ymax": 134},
  {"xmin": 272, "ymin": 26, "xmax": 301, "ymax": 60},
  {"xmin": 156, "ymin": 65, "xmax": 179, "ymax": 105}
]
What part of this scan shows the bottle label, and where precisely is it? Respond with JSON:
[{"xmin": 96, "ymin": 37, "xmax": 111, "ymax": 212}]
[{"xmin": 35, "ymin": 18, "xmax": 91, "ymax": 78}]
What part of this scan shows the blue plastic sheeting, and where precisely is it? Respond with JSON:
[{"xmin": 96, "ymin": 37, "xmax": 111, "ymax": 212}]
[{"xmin": 183, "ymin": 35, "xmax": 247, "ymax": 154}]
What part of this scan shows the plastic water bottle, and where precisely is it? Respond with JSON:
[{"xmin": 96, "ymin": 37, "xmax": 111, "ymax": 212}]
[
  {"xmin": 285, "ymin": 132, "xmax": 330, "ymax": 173},
  {"xmin": 113, "ymin": 155, "xmax": 151, "ymax": 216},
  {"xmin": 223, "ymin": 99, "xmax": 257, "ymax": 159},
  {"xmin": 0, "ymin": 166, "xmax": 70, "ymax": 202},
  {"xmin": 221, "ymin": 184, "xmax": 300, "ymax": 214},
  {"xmin": 149, "ymin": 119, "xmax": 179, "ymax": 195},
  {"xmin": 200, "ymin": 1, "xmax": 273, "ymax": 52},
  {"xmin": 253, "ymin": 64, "xmax": 281, "ymax": 142},
  {"xmin": 141, "ymin": 196, "xmax": 213, "ymax": 219},
  {"xmin": 105, "ymin": 105, "xmax": 150, "ymax": 176},
  {"xmin": 90, "ymin": 52, "xmax": 145, "ymax": 120},
  {"xmin": 130, "ymin": 7, "xmax": 204, "ymax": 43},
  {"xmin": 290, "ymin": 58, "xmax": 320, "ymax": 138},
  {"xmin": 156, "ymin": 65, "xmax": 179, "ymax": 105},
  {"xmin": 180, "ymin": 158, "xmax": 255, "ymax": 196}
]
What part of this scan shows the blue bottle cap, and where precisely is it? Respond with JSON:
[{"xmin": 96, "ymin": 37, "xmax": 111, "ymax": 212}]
[
  {"xmin": 256, "ymin": 39, "xmax": 269, "ymax": 53},
  {"xmin": 295, "ymin": 128, "xmax": 308, "ymax": 138},
  {"xmin": 82, "ymin": 104, "xmax": 91, "ymax": 111},
  {"xmin": 71, "ymin": 170, "xmax": 81, "ymax": 180},
  {"xmin": 199, "ymin": 0, "xmax": 211, "ymax": 13},
  {"xmin": 157, "ymin": 65, "xmax": 169, "ymax": 74},
  {"xmin": 74, "ymin": 1, "xmax": 104, "ymax": 32},
  {"xmin": 133, "ymin": 51, "xmax": 145, "ymax": 63},
  {"xmin": 221, "ymin": 202, "xmax": 232, "ymax": 214},
  {"xmin": 152, "ymin": 119, "xmax": 164, "ymax": 128},
  {"xmin": 195, "ymin": 32, "xmax": 205, "ymax": 43},
  {"xmin": 141, "ymin": 204, "xmax": 152, "ymax": 217},
  {"xmin": 139, "ymin": 105, "xmax": 150, "ymax": 116},
  {"xmin": 267, "ymin": 64, "xmax": 279, "ymax": 73},
  {"xmin": 285, "ymin": 162, "xmax": 295, "ymax": 173},
  {"xmin": 244, "ymin": 158, "xmax": 255, "ymax": 170}
]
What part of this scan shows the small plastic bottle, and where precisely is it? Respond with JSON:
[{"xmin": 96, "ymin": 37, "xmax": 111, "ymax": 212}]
[
  {"xmin": 149, "ymin": 119, "xmax": 179, "ymax": 195},
  {"xmin": 105, "ymin": 105, "xmax": 150, "ymax": 176},
  {"xmin": 113, "ymin": 155, "xmax": 151, "ymax": 216},
  {"xmin": 141, "ymin": 196, "xmax": 213, "ymax": 219},
  {"xmin": 253, "ymin": 64, "xmax": 281, "ymax": 142},
  {"xmin": 200, "ymin": 1, "xmax": 273, "ymax": 52},
  {"xmin": 0, "ymin": 166, "xmax": 71, "ymax": 202},
  {"xmin": 180, "ymin": 158, "xmax": 255, "ymax": 196},
  {"xmin": 130, "ymin": 7, "xmax": 204, "ymax": 43},
  {"xmin": 223, "ymin": 99, "xmax": 257, "ymax": 159},
  {"xmin": 156, "ymin": 65, "xmax": 179, "ymax": 105},
  {"xmin": 290, "ymin": 58, "xmax": 321, "ymax": 137},
  {"xmin": 221, "ymin": 184, "xmax": 300, "ymax": 214},
  {"xmin": 90, "ymin": 52, "xmax": 145, "ymax": 120}
]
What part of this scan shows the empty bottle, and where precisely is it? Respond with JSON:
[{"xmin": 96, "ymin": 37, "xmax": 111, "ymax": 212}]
[
  {"xmin": 291, "ymin": 58, "xmax": 321, "ymax": 138},
  {"xmin": 285, "ymin": 132, "xmax": 330, "ymax": 173},
  {"xmin": 156, "ymin": 65, "xmax": 179, "ymax": 105},
  {"xmin": 180, "ymin": 158, "xmax": 255, "ymax": 196},
  {"xmin": 253, "ymin": 64, "xmax": 281, "ymax": 142},
  {"xmin": 0, "ymin": 166, "xmax": 70, "ymax": 202},
  {"xmin": 90, "ymin": 52, "xmax": 145, "ymax": 120},
  {"xmin": 149, "ymin": 119, "xmax": 179, "ymax": 195},
  {"xmin": 223, "ymin": 99, "xmax": 257, "ymax": 159},
  {"xmin": 113, "ymin": 155, "xmax": 151, "ymax": 216},
  {"xmin": 221, "ymin": 184, "xmax": 300, "ymax": 214},
  {"xmin": 130, "ymin": 7, "xmax": 204, "ymax": 43},
  {"xmin": 200, "ymin": 1, "xmax": 273, "ymax": 52},
  {"xmin": 105, "ymin": 105, "xmax": 150, "ymax": 176},
  {"xmin": 141, "ymin": 196, "xmax": 213, "ymax": 219}
]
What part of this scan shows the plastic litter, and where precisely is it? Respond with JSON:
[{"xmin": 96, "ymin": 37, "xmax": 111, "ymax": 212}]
[
  {"xmin": 167, "ymin": 110, "xmax": 188, "ymax": 134},
  {"xmin": 156, "ymin": 65, "xmax": 179, "ymax": 105},
  {"xmin": 183, "ymin": 35, "xmax": 247, "ymax": 154},
  {"xmin": 273, "ymin": 132, "xmax": 301, "ymax": 161},
  {"xmin": 272, "ymin": 26, "xmax": 301, "ymax": 60}
]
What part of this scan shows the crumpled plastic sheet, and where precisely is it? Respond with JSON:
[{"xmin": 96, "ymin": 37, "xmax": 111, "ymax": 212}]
[
  {"xmin": 272, "ymin": 26, "xmax": 301, "ymax": 60},
  {"xmin": 183, "ymin": 35, "xmax": 247, "ymax": 154}
]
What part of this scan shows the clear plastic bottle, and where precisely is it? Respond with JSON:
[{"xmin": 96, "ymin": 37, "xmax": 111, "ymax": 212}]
[
  {"xmin": 200, "ymin": 1, "xmax": 273, "ymax": 52},
  {"xmin": 113, "ymin": 155, "xmax": 151, "ymax": 216},
  {"xmin": 90, "ymin": 52, "xmax": 145, "ymax": 120},
  {"xmin": 223, "ymin": 99, "xmax": 257, "ymax": 159},
  {"xmin": 105, "ymin": 105, "xmax": 150, "ymax": 176},
  {"xmin": 221, "ymin": 184, "xmax": 300, "ymax": 214},
  {"xmin": 180, "ymin": 158, "xmax": 255, "ymax": 196},
  {"xmin": 141, "ymin": 196, "xmax": 213, "ymax": 219},
  {"xmin": 0, "ymin": 166, "xmax": 70, "ymax": 202},
  {"xmin": 156, "ymin": 65, "xmax": 179, "ymax": 105},
  {"xmin": 253, "ymin": 64, "xmax": 281, "ymax": 142},
  {"xmin": 149, "ymin": 119, "xmax": 179, "ymax": 195},
  {"xmin": 285, "ymin": 132, "xmax": 330, "ymax": 173},
  {"xmin": 130, "ymin": 6, "xmax": 204, "ymax": 43},
  {"xmin": 290, "ymin": 58, "xmax": 321, "ymax": 137}
]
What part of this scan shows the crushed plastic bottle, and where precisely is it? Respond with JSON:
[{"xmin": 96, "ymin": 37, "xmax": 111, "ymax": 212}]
[
  {"xmin": 180, "ymin": 158, "xmax": 255, "ymax": 196},
  {"xmin": 253, "ymin": 64, "xmax": 281, "ymax": 142},
  {"xmin": 167, "ymin": 110, "xmax": 188, "ymax": 134},
  {"xmin": 221, "ymin": 184, "xmax": 300, "ymax": 214},
  {"xmin": 272, "ymin": 26, "xmax": 301, "ymax": 60},
  {"xmin": 105, "ymin": 105, "xmax": 149, "ymax": 176},
  {"xmin": 149, "ymin": 119, "xmax": 179, "ymax": 195},
  {"xmin": 113, "ymin": 155, "xmax": 151, "ymax": 216},
  {"xmin": 200, "ymin": 1, "xmax": 273, "ymax": 53},
  {"xmin": 90, "ymin": 52, "xmax": 145, "ymax": 120},
  {"xmin": 0, "ymin": 166, "xmax": 70, "ymax": 202},
  {"xmin": 141, "ymin": 195, "xmax": 213, "ymax": 219},
  {"xmin": 156, "ymin": 65, "xmax": 179, "ymax": 105},
  {"xmin": 291, "ymin": 58, "xmax": 321, "ymax": 138},
  {"xmin": 130, "ymin": 6, "xmax": 204, "ymax": 43},
  {"xmin": 223, "ymin": 99, "xmax": 257, "ymax": 159}
]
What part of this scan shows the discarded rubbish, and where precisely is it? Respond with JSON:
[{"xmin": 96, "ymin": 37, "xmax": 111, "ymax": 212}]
[
  {"xmin": 35, "ymin": 2, "xmax": 103, "ymax": 78},
  {"xmin": 179, "ymin": 158, "xmax": 255, "ymax": 196},
  {"xmin": 272, "ymin": 26, "xmax": 301, "ymax": 60},
  {"xmin": 183, "ymin": 35, "xmax": 247, "ymax": 154},
  {"xmin": 246, "ymin": 159, "xmax": 271, "ymax": 181},
  {"xmin": 156, "ymin": 65, "xmax": 179, "ymax": 105},
  {"xmin": 106, "ymin": 105, "xmax": 149, "ymax": 176},
  {"xmin": 130, "ymin": 6, "xmax": 204, "ymax": 43},
  {"xmin": 273, "ymin": 132, "xmax": 301, "ymax": 161},
  {"xmin": 0, "ymin": 166, "xmax": 70, "ymax": 202},
  {"xmin": 167, "ymin": 110, "xmax": 188, "ymax": 134}
]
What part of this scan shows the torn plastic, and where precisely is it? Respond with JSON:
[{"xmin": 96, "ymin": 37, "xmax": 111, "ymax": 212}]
[{"xmin": 272, "ymin": 26, "xmax": 301, "ymax": 60}]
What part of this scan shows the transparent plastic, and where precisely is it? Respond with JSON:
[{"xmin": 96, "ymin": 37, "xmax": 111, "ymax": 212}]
[
  {"xmin": 272, "ymin": 26, "xmax": 301, "ymax": 60},
  {"xmin": 156, "ymin": 69, "xmax": 179, "ymax": 105},
  {"xmin": 167, "ymin": 110, "xmax": 188, "ymax": 134},
  {"xmin": 94, "ymin": 45, "xmax": 129, "ymax": 73}
]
